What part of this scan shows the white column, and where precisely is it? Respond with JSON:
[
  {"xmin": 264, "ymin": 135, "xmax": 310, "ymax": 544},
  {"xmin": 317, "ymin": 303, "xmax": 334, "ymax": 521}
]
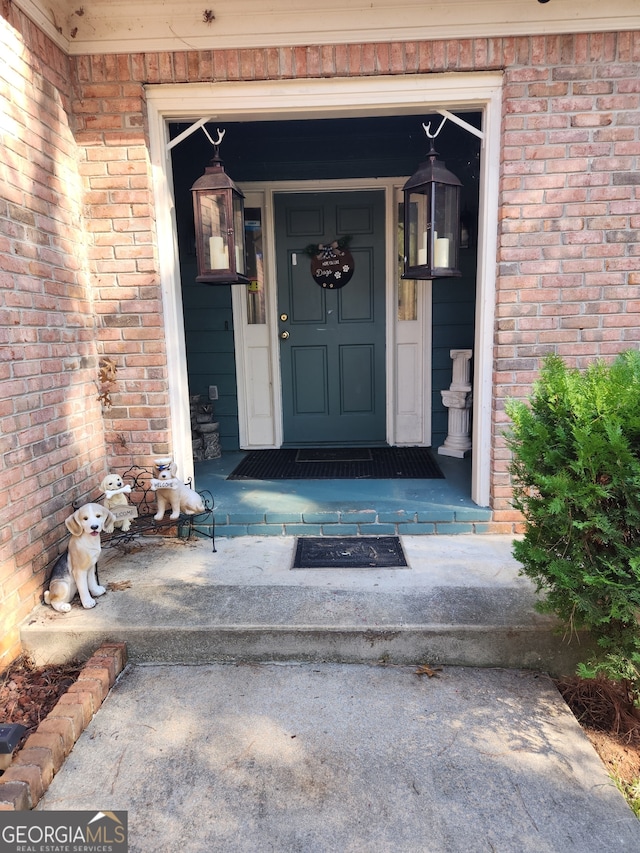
[{"xmin": 438, "ymin": 349, "xmax": 473, "ymax": 458}]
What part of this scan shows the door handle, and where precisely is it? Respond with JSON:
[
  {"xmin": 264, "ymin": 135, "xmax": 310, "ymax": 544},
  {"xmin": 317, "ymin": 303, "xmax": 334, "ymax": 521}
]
[{"xmin": 279, "ymin": 330, "xmax": 290, "ymax": 340}]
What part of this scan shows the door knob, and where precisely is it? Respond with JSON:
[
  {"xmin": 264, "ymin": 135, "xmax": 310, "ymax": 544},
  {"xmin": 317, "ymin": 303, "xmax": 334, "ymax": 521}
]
[{"xmin": 279, "ymin": 330, "xmax": 290, "ymax": 340}]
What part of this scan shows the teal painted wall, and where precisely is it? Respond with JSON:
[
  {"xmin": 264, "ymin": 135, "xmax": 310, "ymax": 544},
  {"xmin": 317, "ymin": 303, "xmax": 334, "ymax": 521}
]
[
  {"xmin": 180, "ymin": 253, "xmax": 239, "ymax": 450},
  {"xmin": 172, "ymin": 115, "xmax": 480, "ymax": 451},
  {"xmin": 431, "ymin": 251, "xmax": 476, "ymax": 449}
]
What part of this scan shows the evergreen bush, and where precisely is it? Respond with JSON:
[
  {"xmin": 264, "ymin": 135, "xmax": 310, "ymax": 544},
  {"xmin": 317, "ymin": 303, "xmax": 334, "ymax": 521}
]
[{"xmin": 505, "ymin": 351, "xmax": 640, "ymax": 698}]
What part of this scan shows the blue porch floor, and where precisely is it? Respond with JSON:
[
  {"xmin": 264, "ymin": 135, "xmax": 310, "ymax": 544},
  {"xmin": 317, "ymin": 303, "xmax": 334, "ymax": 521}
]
[{"xmin": 194, "ymin": 451, "xmax": 492, "ymax": 537}]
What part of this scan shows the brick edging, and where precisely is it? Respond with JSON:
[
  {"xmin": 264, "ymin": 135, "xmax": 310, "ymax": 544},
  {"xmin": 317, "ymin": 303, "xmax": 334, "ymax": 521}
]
[{"xmin": 0, "ymin": 642, "xmax": 128, "ymax": 811}]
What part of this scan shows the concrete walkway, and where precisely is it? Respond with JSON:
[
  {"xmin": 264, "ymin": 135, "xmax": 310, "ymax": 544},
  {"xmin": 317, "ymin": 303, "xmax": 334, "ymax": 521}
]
[
  {"xmin": 37, "ymin": 661, "xmax": 640, "ymax": 852},
  {"xmin": 25, "ymin": 534, "xmax": 640, "ymax": 851}
]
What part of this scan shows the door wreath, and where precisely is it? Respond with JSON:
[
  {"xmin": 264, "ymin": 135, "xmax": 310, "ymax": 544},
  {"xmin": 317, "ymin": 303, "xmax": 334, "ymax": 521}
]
[{"xmin": 304, "ymin": 237, "xmax": 354, "ymax": 289}]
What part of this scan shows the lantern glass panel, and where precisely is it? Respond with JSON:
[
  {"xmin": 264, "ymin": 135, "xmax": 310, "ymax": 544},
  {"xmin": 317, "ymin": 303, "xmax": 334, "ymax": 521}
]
[
  {"xmin": 233, "ymin": 193, "xmax": 246, "ymax": 275},
  {"xmin": 200, "ymin": 192, "xmax": 230, "ymax": 271},
  {"xmin": 432, "ymin": 183, "xmax": 459, "ymax": 271},
  {"xmin": 405, "ymin": 193, "xmax": 424, "ymax": 269},
  {"xmin": 404, "ymin": 190, "xmax": 433, "ymax": 270}
]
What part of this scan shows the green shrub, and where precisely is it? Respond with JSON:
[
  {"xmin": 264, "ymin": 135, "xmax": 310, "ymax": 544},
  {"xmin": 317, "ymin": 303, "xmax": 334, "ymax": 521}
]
[{"xmin": 505, "ymin": 351, "xmax": 640, "ymax": 697}]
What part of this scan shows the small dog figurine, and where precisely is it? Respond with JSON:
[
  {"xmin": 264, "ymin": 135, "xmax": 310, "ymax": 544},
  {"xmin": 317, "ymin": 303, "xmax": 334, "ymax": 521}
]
[
  {"xmin": 100, "ymin": 473, "xmax": 134, "ymax": 532},
  {"xmin": 44, "ymin": 503, "xmax": 115, "ymax": 613},
  {"xmin": 151, "ymin": 457, "xmax": 205, "ymax": 521}
]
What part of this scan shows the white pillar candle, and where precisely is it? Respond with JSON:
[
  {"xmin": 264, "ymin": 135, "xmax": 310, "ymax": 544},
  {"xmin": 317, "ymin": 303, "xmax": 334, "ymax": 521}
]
[
  {"xmin": 434, "ymin": 237, "xmax": 450, "ymax": 268},
  {"xmin": 209, "ymin": 236, "xmax": 229, "ymax": 269}
]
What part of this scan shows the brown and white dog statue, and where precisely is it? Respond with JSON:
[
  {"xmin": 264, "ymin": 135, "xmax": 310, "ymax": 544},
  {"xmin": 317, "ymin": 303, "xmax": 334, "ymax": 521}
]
[
  {"xmin": 151, "ymin": 457, "xmax": 205, "ymax": 521},
  {"xmin": 44, "ymin": 503, "xmax": 115, "ymax": 613}
]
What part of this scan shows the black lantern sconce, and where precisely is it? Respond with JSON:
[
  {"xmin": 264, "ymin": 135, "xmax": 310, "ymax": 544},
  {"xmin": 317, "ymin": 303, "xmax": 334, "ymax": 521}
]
[
  {"xmin": 402, "ymin": 119, "xmax": 463, "ymax": 280},
  {"xmin": 191, "ymin": 128, "xmax": 249, "ymax": 285}
]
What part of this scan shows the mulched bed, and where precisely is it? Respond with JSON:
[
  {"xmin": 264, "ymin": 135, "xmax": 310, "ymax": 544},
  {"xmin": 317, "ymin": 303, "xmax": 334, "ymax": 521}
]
[
  {"xmin": 555, "ymin": 675, "xmax": 640, "ymax": 791},
  {"xmin": 0, "ymin": 657, "xmax": 84, "ymax": 761}
]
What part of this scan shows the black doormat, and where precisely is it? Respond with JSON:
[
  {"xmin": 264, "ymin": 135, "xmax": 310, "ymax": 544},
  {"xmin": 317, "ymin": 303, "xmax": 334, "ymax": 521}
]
[
  {"xmin": 295, "ymin": 447, "xmax": 373, "ymax": 463},
  {"xmin": 292, "ymin": 536, "xmax": 408, "ymax": 569},
  {"xmin": 227, "ymin": 447, "xmax": 444, "ymax": 480}
]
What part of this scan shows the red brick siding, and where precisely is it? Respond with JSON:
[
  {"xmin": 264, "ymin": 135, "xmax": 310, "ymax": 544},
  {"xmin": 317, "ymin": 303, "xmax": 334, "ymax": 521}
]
[
  {"xmin": 493, "ymin": 31, "xmax": 640, "ymax": 521},
  {"xmin": 70, "ymin": 48, "xmax": 172, "ymax": 467},
  {"xmin": 0, "ymin": 13, "xmax": 106, "ymax": 665},
  {"xmin": 78, "ymin": 135, "xmax": 171, "ymax": 465}
]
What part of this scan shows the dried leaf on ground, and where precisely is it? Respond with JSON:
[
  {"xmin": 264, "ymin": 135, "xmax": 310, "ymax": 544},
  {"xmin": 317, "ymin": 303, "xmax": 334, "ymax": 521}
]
[{"xmin": 415, "ymin": 664, "xmax": 442, "ymax": 678}]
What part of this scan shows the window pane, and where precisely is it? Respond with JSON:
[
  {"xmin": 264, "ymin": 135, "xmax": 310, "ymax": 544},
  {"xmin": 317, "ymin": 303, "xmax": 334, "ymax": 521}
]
[
  {"xmin": 245, "ymin": 207, "xmax": 265, "ymax": 325},
  {"xmin": 397, "ymin": 201, "xmax": 417, "ymax": 321}
]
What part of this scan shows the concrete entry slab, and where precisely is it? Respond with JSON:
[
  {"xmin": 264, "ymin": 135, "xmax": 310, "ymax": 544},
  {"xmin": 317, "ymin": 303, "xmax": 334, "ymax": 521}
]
[{"xmin": 21, "ymin": 536, "xmax": 592, "ymax": 675}]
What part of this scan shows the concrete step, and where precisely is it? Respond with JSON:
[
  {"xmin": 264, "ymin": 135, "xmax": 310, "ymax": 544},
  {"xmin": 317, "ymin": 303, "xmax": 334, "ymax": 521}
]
[
  {"xmin": 20, "ymin": 535, "xmax": 590, "ymax": 676},
  {"xmin": 210, "ymin": 504, "xmax": 493, "ymax": 537}
]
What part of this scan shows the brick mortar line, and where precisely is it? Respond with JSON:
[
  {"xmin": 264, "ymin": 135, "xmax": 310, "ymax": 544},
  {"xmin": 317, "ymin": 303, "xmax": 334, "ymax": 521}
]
[{"xmin": 0, "ymin": 642, "xmax": 128, "ymax": 811}]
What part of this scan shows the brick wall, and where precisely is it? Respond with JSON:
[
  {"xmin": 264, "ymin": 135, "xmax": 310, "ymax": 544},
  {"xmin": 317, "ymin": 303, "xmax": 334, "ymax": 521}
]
[
  {"xmin": 0, "ymin": 10, "xmax": 107, "ymax": 665},
  {"xmin": 1, "ymin": 4, "xmax": 639, "ymax": 664},
  {"xmin": 69, "ymin": 32, "xmax": 639, "ymax": 528},
  {"xmin": 70, "ymin": 54, "xmax": 171, "ymax": 468},
  {"xmin": 493, "ymin": 32, "xmax": 640, "ymax": 523}
]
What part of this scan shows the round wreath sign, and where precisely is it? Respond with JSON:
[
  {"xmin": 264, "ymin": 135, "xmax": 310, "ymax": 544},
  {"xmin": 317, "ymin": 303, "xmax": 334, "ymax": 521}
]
[{"xmin": 306, "ymin": 239, "xmax": 355, "ymax": 289}]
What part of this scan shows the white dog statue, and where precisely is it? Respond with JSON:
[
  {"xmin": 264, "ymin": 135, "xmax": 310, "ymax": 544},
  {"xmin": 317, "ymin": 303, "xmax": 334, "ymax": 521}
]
[
  {"xmin": 44, "ymin": 503, "xmax": 115, "ymax": 612},
  {"xmin": 151, "ymin": 457, "xmax": 205, "ymax": 521},
  {"xmin": 100, "ymin": 472, "xmax": 136, "ymax": 532}
]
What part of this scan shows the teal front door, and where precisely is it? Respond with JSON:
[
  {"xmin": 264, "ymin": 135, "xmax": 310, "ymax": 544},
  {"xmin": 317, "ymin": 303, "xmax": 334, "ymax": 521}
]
[{"xmin": 275, "ymin": 191, "xmax": 386, "ymax": 446}]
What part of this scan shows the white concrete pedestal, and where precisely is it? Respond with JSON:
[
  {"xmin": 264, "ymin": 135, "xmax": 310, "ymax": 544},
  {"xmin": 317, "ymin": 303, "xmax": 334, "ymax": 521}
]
[{"xmin": 438, "ymin": 349, "xmax": 473, "ymax": 458}]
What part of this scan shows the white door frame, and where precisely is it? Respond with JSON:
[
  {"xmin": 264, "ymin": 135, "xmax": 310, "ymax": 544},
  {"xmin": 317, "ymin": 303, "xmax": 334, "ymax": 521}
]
[{"xmin": 146, "ymin": 72, "xmax": 503, "ymax": 507}]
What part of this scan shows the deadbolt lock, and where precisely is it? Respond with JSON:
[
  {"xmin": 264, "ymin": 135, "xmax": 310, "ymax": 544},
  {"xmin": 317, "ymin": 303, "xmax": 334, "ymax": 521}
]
[{"xmin": 280, "ymin": 313, "xmax": 288, "ymax": 322}]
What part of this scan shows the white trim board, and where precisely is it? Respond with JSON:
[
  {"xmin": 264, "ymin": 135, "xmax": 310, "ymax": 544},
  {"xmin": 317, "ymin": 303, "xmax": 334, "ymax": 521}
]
[
  {"xmin": 146, "ymin": 72, "xmax": 502, "ymax": 506},
  {"xmin": 14, "ymin": 0, "xmax": 640, "ymax": 57}
]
